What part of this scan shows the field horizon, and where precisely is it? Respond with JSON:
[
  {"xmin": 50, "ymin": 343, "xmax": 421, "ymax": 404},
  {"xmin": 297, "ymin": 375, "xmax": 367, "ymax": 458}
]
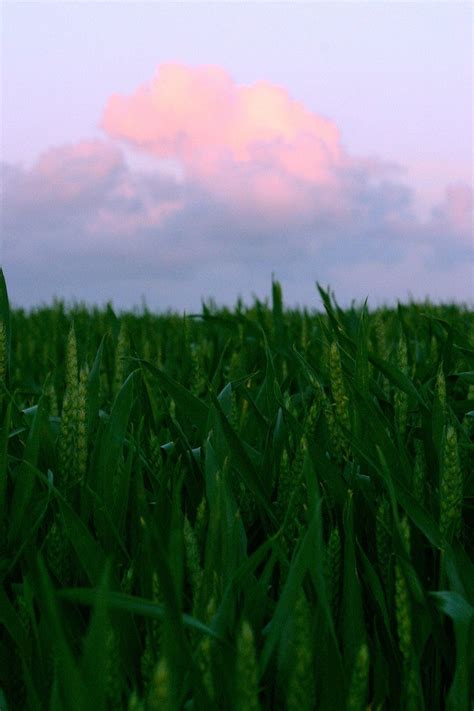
[{"xmin": 6, "ymin": 277, "xmax": 474, "ymax": 320}]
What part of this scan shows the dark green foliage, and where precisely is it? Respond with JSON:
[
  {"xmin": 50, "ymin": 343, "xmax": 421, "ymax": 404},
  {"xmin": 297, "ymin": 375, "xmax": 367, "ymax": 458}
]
[{"xmin": 1, "ymin": 280, "xmax": 473, "ymax": 710}]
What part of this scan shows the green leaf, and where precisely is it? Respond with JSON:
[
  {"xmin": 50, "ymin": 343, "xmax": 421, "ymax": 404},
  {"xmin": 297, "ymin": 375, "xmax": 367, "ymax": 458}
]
[
  {"xmin": 272, "ymin": 278, "xmax": 286, "ymax": 351},
  {"xmin": 58, "ymin": 588, "xmax": 225, "ymax": 642},
  {"xmin": 0, "ymin": 268, "xmax": 11, "ymax": 379},
  {"xmin": 209, "ymin": 393, "xmax": 276, "ymax": 523},
  {"xmin": 302, "ymin": 472, "xmax": 346, "ymax": 706},
  {"xmin": 0, "ymin": 586, "xmax": 30, "ymax": 660},
  {"xmin": 217, "ymin": 381, "xmax": 233, "ymax": 418},
  {"xmin": 0, "ymin": 585, "xmax": 40, "ymax": 708},
  {"xmin": 87, "ymin": 335, "xmax": 105, "ymax": 436},
  {"xmin": 442, "ymin": 545, "xmax": 474, "ymax": 710},
  {"xmin": 453, "ymin": 371, "xmax": 474, "ymax": 384},
  {"xmin": 79, "ymin": 564, "xmax": 112, "ymax": 711},
  {"xmin": 8, "ymin": 395, "xmax": 45, "ymax": 545},
  {"xmin": 32, "ymin": 557, "xmax": 88, "ymax": 711},
  {"xmin": 355, "ymin": 304, "xmax": 370, "ymax": 399},
  {"xmin": 259, "ymin": 502, "xmax": 343, "ymax": 693},
  {"xmin": 0, "ymin": 401, "xmax": 12, "ymax": 526},
  {"xmin": 429, "ymin": 591, "xmax": 473, "ymax": 624},
  {"xmin": 112, "ymin": 425, "xmax": 135, "ymax": 537},
  {"xmin": 317, "ymin": 283, "xmax": 349, "ymax": 346},
  {"xmin": 137, "ymin": 357, "xmax": 209, "ymax": 435},
  {"xmin": 358, "ymin": 545, "xmax": 394, "ymax": 644},
  {"xmin": 94, "ymin": 370, "xmax": 137, "ymax": 517},
  {"xmin": 446, "ymin": 615, "xmax": 473, "ymax": 711},
  {"xmin": 262, "ymin": 328, "xmax": 282, "ymax": 420},
  {"xmin": 369, "ymin": 353, "xmax": 428, "ymax": 410},
  {"xmin": 342, "ymin": 492, "xmax": 366, "ymax": 669},
  {"xmin": 57, "ymin": 493, "xmax": 109, "ymax": 586}
]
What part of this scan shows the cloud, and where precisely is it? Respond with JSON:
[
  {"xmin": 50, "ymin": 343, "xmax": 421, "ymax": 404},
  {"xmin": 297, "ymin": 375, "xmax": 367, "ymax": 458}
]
[
  {"xmin": 2, "ymin": 63, "xmax": 472, "ymax": 309},
  {"xmin": 430, "ymin": 183, "xmax": 473, "ymax": 243},
  {"xmin": 2, "ymin": 140, "xmax": 184, "ymax": 251},
  {"xmin": 102, "ymin": 64, "xmax": 343, "ymax": 179},
  {"xmin": 101, "ymin": 63, "xmax": 354, "ymax": 220}
]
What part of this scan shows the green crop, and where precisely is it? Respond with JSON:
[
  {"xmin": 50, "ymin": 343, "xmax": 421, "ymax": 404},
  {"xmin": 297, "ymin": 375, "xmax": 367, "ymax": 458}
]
[{"xmin": 0, "ymin": 268, "xmax": 473, "ymax": 710}]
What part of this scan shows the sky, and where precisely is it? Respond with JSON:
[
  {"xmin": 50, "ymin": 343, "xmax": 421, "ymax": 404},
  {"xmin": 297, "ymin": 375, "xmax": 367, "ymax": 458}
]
[{"xmin": 1, "ymin": 1, "xmax": 472, "ymax": 311}]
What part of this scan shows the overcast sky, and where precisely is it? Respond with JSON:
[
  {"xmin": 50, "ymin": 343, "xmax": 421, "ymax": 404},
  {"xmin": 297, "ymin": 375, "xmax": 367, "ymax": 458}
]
[{"xmin": 1, "ymin": 1, "xmax": 472, "ymax": 311}]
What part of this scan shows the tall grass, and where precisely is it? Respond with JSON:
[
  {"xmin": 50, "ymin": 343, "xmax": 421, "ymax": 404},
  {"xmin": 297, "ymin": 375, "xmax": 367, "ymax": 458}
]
[{"xmin": 0, "ymin": 268, "xmax": 473, "ymax": 710}]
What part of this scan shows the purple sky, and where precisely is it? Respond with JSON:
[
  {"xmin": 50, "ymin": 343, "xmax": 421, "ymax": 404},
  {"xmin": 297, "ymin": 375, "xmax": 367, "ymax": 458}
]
[{"xmin": 1, "ymin": 1, "xmax": 472, "ymax": 311}]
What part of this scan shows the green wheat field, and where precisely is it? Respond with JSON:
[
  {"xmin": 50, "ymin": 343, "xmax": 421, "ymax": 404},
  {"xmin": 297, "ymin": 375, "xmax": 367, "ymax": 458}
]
[{"xmin": 0, "ymin": 268, "xmax": 472, "ymax": 710}]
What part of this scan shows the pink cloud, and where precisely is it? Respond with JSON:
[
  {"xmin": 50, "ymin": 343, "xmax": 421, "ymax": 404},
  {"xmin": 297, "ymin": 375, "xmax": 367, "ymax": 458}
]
[
  {"xmin": 101, "ymin": 63, "xmax": 346, "ymax": 215},
  {"xmin": 32, "ymin": 140, "xmax": 124, "ymax": 203},
  {"xmin": 439, "ymin": 183, "xmax": 473, "ymax": 234},
  {"xmin": 3, "ymin": 140, "xmax": 125, "ymax": 217},
  {"xmin": 3, "ymin": 139, "xmax": 183, "ymax": 243},
  {"xmin": 427, "ymin": 182, "xmax": 473, "ymax": 248},
  {"xmin": 88, "ymin": 199, "xmax": 183, "ymax": 237}
]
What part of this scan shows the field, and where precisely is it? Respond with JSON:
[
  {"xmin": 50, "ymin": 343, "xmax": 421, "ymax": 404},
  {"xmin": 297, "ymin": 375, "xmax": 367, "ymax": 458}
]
[{"xmin": 0, "ymin": 268, "xmax": 473, "ymax": 710}]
